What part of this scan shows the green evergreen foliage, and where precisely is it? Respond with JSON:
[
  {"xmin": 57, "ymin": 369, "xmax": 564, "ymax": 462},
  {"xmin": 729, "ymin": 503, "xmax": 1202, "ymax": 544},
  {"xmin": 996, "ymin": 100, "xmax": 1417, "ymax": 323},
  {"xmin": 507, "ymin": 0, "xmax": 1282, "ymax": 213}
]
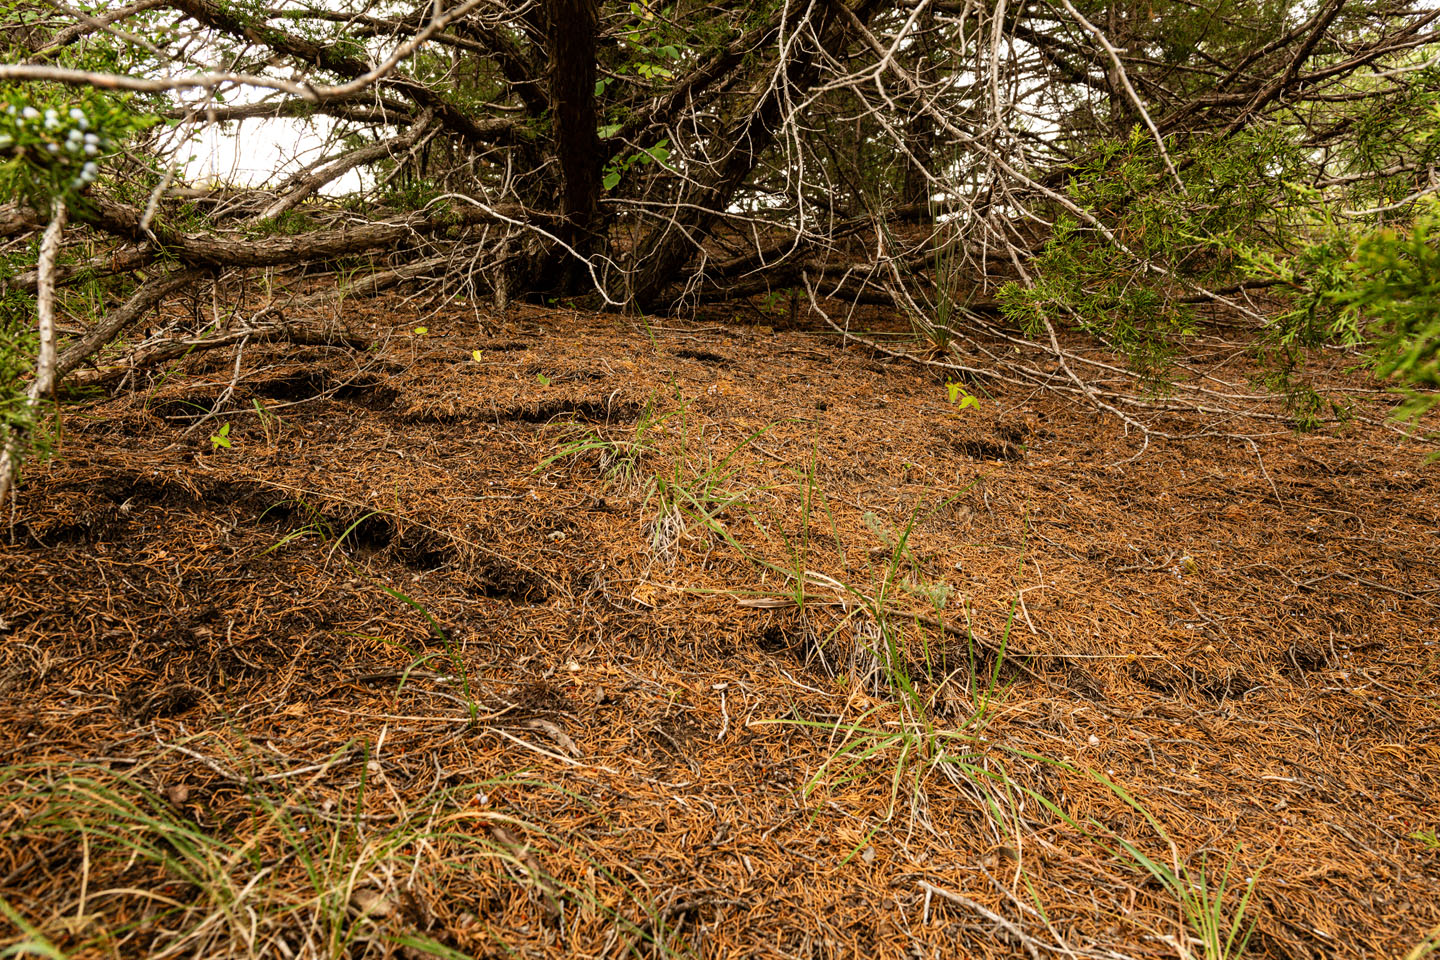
[
  {"xmin": 995, "ymin": 101, "xmax": 1440, "ymax": 417},
  {"xmin": 1335, "ymin": 203, "xmax": 1440, "ymax": 420},
  {"xmin": 0, "ymin": 90, "xmax": 140, "ymax": 210},
  {"xmin": 998, "ymin": 128, "xmax": 1305, "ymax": 381}
]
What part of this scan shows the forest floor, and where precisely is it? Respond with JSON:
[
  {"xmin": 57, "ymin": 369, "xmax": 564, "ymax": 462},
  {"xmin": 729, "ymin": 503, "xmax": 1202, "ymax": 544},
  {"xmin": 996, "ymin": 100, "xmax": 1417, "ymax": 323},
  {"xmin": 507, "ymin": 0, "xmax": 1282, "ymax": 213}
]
[{"xmin": 2, "ymin": 297, "xmax": 1439, "ymax": 960}]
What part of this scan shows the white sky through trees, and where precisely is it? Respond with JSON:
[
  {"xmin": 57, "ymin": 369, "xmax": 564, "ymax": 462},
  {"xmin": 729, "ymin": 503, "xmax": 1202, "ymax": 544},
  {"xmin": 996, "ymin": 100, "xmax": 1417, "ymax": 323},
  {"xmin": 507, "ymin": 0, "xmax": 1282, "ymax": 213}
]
[
  {"xmin": 177, "ymin": 0, "xmax": 402, "ymax": 191},
  {"xmin": 187, "ymin": 114, "xmax": 367, "ymax": 192}
]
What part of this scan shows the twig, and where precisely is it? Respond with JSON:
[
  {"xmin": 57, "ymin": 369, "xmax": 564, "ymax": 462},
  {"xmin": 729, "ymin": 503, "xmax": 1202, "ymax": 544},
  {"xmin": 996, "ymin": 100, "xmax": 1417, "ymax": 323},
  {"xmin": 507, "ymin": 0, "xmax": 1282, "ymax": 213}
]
[
  {"xmin": 917, "ymin": 880, "xmax": 1045, "ymax": 960},
  {"xmin": 0, "ymin": 200, "xmax": 67, "ymax": 505}
]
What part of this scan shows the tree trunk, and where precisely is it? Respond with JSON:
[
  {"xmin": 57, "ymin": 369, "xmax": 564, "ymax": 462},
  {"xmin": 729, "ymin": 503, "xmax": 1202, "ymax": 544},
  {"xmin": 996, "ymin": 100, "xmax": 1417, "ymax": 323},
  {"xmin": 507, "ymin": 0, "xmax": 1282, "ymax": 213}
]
[{"xmin": 549, "ymin": 0, "xmax": 602, "ymax": 277}]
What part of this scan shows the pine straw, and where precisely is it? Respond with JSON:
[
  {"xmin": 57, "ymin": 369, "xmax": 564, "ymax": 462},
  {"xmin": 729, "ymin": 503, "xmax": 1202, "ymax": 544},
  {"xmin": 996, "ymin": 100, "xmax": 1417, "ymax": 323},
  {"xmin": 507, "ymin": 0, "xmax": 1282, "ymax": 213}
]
[{"xmin": 2, "ymin": 302, "xmax": 1438, "ymax": 959}]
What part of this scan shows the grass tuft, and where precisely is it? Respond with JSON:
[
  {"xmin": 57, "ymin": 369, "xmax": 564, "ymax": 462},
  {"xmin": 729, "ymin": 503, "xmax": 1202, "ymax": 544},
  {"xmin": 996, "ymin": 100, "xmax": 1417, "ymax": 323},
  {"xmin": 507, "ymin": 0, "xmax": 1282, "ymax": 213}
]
[{"xmin": 0, "ymin": 755, "xmax": 685, "ymax": 960}]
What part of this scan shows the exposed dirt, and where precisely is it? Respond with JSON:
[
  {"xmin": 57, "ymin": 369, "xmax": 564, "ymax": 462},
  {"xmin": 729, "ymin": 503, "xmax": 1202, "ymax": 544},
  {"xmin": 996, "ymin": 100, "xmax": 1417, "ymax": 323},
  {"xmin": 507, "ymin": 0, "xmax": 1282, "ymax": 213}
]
[{"xmin": 2, "ymin": 300, "xmax": 1438, "ymax": 960}]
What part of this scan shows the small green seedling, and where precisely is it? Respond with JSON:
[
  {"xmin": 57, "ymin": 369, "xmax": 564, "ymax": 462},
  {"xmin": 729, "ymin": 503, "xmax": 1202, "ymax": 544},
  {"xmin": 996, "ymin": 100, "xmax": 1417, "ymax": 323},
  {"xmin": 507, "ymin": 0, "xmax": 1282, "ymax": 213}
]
[
  {"xmin": 536, "ymin": 373, "xmax": 551, "ymax": 386},
  {"xmin": 471, "ymin": 349, "xmax": 484, "ymax": 362},
  {"xmin": 946, "ymin": 381, "xmax": 978, "ymax": 409},
  {"xmin": 209, "ymin": 422, "xmax": 232, "ymax": 450},
  {"xmin": 252, "ymin": 399, "xmax": 283, "ymax": 445},
  {"xmin": 413, "ymin": 325, "xmax": 428, "ymax": 335}
]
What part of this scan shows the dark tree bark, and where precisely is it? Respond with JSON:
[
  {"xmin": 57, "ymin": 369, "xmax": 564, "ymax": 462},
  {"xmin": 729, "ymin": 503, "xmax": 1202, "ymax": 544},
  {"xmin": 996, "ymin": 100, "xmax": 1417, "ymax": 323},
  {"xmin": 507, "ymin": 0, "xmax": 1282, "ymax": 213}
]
[{"xmin": 548, "ymin": 0, "xmax": 602, "ymax": 268}]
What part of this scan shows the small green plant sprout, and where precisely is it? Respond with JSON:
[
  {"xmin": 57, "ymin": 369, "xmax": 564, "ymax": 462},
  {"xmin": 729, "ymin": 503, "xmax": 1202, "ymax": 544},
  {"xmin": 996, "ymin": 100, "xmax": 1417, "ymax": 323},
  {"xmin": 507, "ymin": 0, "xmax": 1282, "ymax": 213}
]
[
  {"xmin": 259, "ymin": 498, "xmax": 335, "ymax": 555},
  {"xmin": 209, "ymin": 422, "xmax": 232, "ymax": 451},
  {"xmin": 1411, "ymin": 827, "xmax": 1440, "ymax": 850},
  {"xmin": 760, "ymin": 287, "xmax": 792, "ymax": 317},
  {"xmin": 252, "ymin": 399, "xmax": 283, "ymax": 445},
  {"xmin": 1024, "ymin": 765, "xmax": 1267, "ymax": 960},
  {"xmin": 535, "ymin": 399, "xmax": 675, "ymax": 491},
  {"xmin": 946, "ymin": 381, "xmax": 978, "ymax": 408},
  {"xmin": 535, "ymin": 372, "xmax": 551, "ymax": 386},
  {"xmin": 412, "ymin": 325, "xmax": 428, "ymax": 335},
  {"xmin": 1407, "ymin": 923, "xmax": 1440, "ymax": 960},
  {"xmin": 471, "ymin": 348, "xmax": 484, "ymax": 362},
  {"xmin": 376, "ymin": 581, "xmax": 482, "ymax": 724}
]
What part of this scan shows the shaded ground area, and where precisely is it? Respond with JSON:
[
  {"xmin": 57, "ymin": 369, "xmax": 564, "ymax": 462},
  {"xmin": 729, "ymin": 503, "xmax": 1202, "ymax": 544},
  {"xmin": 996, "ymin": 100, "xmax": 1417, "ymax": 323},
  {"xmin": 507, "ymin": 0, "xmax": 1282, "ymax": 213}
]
[{"xmin": 2, "ymin": 302, "xmax": 1438, "ymax": 959}]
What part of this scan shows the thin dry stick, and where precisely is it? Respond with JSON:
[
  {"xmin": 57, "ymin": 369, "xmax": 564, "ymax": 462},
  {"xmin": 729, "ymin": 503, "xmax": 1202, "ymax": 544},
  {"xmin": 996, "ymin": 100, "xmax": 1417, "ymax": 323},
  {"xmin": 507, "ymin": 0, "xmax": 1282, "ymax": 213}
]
[
  {"xmin": 917, "ymin": 880, "xmax": 1046, "ymax": 960},
  {"xmin": 0, "ymin": 200, "xmax": 67, "ymax": 505}
]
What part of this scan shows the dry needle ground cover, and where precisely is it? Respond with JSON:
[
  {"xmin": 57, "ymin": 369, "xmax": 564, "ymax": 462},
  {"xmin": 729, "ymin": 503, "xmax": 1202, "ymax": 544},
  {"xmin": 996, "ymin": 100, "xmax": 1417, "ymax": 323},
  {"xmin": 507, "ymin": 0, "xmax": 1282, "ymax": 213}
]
[{"xmin": 2, "ymin": 300, "xmax": 1438, "ymax": 960}]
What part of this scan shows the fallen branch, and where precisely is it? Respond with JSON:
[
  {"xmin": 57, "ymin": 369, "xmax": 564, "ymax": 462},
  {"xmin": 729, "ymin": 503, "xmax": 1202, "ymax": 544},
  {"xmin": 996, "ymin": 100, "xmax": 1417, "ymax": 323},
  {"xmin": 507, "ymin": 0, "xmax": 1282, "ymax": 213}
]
[
  {"xmin": 73, "ymin": 197, "xmax": 541, "ymax": 269},
  {"xmin": 1, "ymin": 201, "xmax": 67, "ymax": 504},
  {"xmin": 66, "ymin": 314, "xmax": 368, "ymax": 388},
  {"xmin": 55, "ymin": 266, "xmax": 208, "ymax": 381}
]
